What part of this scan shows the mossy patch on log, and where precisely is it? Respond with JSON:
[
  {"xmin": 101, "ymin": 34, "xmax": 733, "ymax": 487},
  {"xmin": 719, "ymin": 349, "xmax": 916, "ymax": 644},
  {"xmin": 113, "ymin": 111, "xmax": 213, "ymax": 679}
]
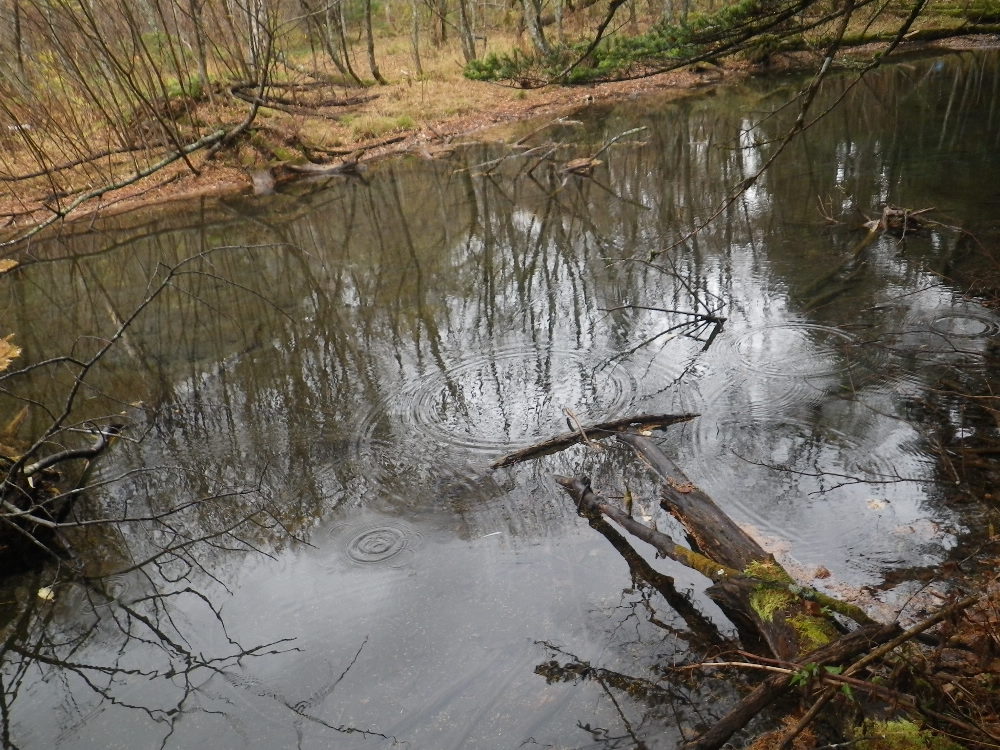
[
  {"xmin": 744, "ymin": 558, "xmax": 794, "ymax": 584},
  {"xmin": 787, "ymin": 613, "xmax": 838, "ymax": 652},
  {"xmin": 854, "ymin": 718, "xmax": 966, "ymax": 750},
  {"xmin": 749, "ymin": 585, "xmax": 795, "ymax": 622}
]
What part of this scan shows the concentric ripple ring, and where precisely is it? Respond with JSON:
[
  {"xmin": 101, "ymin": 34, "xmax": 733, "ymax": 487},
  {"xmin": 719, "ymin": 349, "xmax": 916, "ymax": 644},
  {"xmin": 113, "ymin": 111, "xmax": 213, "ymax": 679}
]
[
  {"xmin": 346, "ymin": 526, "xmax": 407, "ymax": 563},
  {"xmin": 929, "ymin": 313, "xmax": 998, "ymax": 338},
  {"xmin": 734, "ymin": 323, "xmax": 870, "ymax": 378}
]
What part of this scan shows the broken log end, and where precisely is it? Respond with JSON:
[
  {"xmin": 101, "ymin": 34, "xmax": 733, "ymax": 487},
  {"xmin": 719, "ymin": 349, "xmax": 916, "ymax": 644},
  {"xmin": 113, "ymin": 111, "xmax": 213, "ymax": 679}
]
[{"xmin": 553, "ymin": 474, "xmax": 601, "ymax": 517}]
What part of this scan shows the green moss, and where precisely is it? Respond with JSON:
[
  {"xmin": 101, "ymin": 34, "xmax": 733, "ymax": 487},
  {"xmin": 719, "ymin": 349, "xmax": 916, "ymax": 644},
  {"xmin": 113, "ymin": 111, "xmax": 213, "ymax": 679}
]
[
  {"xmin": 854, "ymin": 719, "xmax": 966, "ymax": 750},
  {"xmin": 744, "ymin": 558, "xmax": 794, "ymax": 584},
  {"xmin": 749, "ymin": 585, "xmax": 794, "ymax": 622},
  {"xmin": 787, "ymin": 613, "xmax": 837, "ymax": 652}
]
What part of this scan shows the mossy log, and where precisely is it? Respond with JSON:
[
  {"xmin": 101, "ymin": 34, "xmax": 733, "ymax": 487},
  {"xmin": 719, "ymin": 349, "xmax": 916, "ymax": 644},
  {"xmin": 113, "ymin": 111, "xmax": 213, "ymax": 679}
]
[
  {"xmin": 555, "ymin": 473, "xmax": 835, "ymax": 661},
  {"xmin": 550, "ymin": 428, "xmax": 995, "ymax": 750},
  {"xmin": 618, "ymin": 432, "xmax": 875, "ymax": 627},
  {"xmin": 555, "ymin": 430, "xmax": 877, "ymax": 662}
]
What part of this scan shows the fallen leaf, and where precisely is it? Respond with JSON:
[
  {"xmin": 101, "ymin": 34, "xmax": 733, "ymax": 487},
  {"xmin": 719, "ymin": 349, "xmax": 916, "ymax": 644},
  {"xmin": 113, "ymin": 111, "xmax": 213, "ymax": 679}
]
[{"xmin": 0, "ymin": 334, "xmax": 21, "ymax": 373}]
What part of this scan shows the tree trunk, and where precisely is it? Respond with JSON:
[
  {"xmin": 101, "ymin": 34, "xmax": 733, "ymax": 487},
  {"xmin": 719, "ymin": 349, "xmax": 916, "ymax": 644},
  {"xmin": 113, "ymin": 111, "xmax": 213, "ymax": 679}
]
[
  {"xmin": 409, "ymin": 0, "xmax": 424, "ymax": 74},
  {"xmin": 332, "ymin": 0, "xmax": 365, "ymax": 85},
  {"xmin": 457, "ymin": 0, "xmax": 477, "ymax": 62},
  {"xmin": 433, "ymin": 0, "xmax": 447, "ymax": 45},
  {"xmin": 188, "ymin": 0, "xmax": 212, "ymax": 100},
  {"xmin": 13, "ymin": 0, "xmax": 25, "ymax": 80},
  {"xmin": 521, "ymin": 0, "xmax": 551, "ymax": 54},
  {"xmin": 364, "ymin": 0, "xmax": 387, "ymax": 83},
  {"xmin": 301, "ymin": 0, "xmax": 347, "ymax": 77}
]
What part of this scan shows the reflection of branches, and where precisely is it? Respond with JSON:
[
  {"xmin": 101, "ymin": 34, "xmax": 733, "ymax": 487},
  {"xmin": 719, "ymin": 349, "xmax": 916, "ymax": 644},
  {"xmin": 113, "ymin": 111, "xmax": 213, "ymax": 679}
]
[
  {"xmin": 0, "ymin": 244, "xmax": 324, "ymax": 747},
  {"xmin": 0, "ymin": 575, "xmax": 301, "ymax": 750},
  {"xmin": 602, "ymin": 305, "xmax": 726, "ymax": 357},
  {"xmin": 730, "ymin": 450, "xmax": 931, "ymax": 494},
  {"xmin": 536, "ymin": 639, "xmax": 711, "ymax": 749},
  {"xmin": 586, "ymin": 513, "xmax": 720, "ymax": 649},
  {"xmin": 0, "ymin": 246, "xmax": 291, "ymax": 566},
  {"xmin": 600, "ymin": 249, "xmax": 727, "ymax": 388},
  {"xmin": 215, "ymin": 636, "xmax": 394, "ymax": 749},
  {"xmin": 536, "ymin": 641, "xmax": 687, "ymax": 707}
]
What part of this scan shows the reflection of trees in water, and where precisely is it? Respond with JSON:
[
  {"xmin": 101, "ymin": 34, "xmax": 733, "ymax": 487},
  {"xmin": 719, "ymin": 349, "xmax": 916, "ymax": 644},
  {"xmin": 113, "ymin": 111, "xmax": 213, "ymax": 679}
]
[
  {"xmin": 0, "ymin": 569, "xmax": 299, "ymax": 748},
  {"xmin": 530, "ymin": 513, "xmax": 750, "ymax": 749},
  {"xmin": 7, "ymin": 59, "xmax": 993, "ymax": 539},
  {"xmin": 12, "ymin": 66, "xmax": 995, "ymax": 454}
]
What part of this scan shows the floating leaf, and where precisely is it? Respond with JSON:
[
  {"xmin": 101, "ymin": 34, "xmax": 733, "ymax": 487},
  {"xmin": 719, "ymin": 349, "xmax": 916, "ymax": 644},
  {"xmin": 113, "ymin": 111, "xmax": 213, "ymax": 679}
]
[
  {"xmin": 0, "ymin": 259, "xmax": 17, "ymax": 275},
  {"xmin": 0, "ymin": 334, "xmax": 20, "ymax": 373}
]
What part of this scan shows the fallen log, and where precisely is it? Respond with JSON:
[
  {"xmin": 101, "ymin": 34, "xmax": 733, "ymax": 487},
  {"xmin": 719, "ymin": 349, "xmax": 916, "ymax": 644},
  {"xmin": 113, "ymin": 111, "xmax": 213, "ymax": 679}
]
[
  {"xmin": 547, "ymin": 422, "xmax": 992, "ymax": 748},
  {"xmin": 617, "ymin": 431, "xmax": 768, "ymax": 571},
  {"xmin": 556, "ymin": 428, "xmax": 879, "ymax": 663},
  {"xmin": 491, "ymin": 412, "xmax": 698, "ymax": 469},
  {"xmin": 617, "ymin": 432, "xmax": 876, "ymax": 628},
  {"xmin": 555, "ymin": 473, "xmax": 835, "ymax": 661}
]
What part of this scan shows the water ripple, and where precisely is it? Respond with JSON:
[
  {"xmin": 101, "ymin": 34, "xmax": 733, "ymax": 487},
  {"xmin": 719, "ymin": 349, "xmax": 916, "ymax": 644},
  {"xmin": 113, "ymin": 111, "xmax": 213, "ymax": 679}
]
[
  {"xmin": 357, "ymin": 346, "xmax": 646, "ymax": 454},
  {"xmin": 929, "ymin": 312, "xmax": 998, "ymax": 338},
  {"xmin": 733, "ymin": 323, "xmax": 880, "ymax": 378},
  {"xmin": 326, "ymin": 517, "xmax": 424, "ymax": 570}
]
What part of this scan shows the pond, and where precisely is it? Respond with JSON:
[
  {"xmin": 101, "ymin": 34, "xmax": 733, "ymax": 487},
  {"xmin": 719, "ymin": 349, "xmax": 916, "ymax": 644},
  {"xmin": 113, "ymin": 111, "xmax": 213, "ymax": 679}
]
[{"xmin": 1, "ymin": 49, "xmax": 998, "ymax": 749}]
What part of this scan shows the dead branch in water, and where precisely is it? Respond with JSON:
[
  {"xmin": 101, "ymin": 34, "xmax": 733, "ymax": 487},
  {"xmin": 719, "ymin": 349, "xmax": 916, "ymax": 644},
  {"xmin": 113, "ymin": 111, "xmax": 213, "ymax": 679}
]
[{"xmin": 490, "ymin": 412, "xmax": 698, "ymax": 468}]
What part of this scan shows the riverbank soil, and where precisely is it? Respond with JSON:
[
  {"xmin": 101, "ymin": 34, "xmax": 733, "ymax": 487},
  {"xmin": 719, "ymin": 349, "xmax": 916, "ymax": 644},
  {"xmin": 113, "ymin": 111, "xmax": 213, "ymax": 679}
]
[{"xmin": 0, "ymin": 64, "xmax": 716, "ymax": 234}]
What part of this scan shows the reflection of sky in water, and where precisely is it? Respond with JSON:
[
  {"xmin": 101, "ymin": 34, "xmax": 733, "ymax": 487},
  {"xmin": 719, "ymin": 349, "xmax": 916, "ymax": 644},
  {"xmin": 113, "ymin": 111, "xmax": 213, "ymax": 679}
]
[{"xmin": 8, "ymin": 51, "xmax": 1000, "ymax": 750}]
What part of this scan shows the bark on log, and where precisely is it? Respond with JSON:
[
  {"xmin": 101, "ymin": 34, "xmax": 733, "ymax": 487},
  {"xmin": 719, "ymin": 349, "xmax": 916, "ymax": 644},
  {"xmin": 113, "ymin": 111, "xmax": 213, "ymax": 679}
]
[{"xmin": 616, "ymin": 431, "xmax": 768, "ymax": 570}]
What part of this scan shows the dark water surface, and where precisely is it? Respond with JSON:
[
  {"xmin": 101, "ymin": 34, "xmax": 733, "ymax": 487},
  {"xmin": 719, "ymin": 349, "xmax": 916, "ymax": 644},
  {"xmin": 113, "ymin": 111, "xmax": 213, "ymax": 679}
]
[{"xmin": 2, "ymin": 50, "xmax": 999, "ymax": 749}]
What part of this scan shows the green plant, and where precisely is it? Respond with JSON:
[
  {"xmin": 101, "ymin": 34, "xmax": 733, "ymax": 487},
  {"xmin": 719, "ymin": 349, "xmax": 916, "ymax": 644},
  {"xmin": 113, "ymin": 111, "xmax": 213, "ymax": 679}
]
[
  {"xmin": 854, "ymin": 719, "xmax": 966, "ymax": 750},
  {"xmin": 789, "ymin": 663, "xmax": 853, "ymax": 698}
]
